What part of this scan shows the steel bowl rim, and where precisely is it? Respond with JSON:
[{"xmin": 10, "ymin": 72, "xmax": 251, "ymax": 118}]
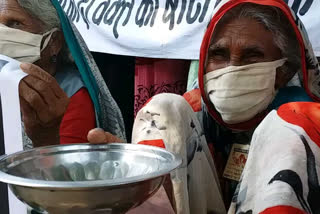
[{"xmin": 0, "ymin": 143, "xmax": 182, "ymax": 189}]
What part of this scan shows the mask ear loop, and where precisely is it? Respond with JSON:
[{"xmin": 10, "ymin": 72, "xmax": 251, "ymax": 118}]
[{"xmin": 40, "ymin": 28, "xmax": 60, "ymax": 52}]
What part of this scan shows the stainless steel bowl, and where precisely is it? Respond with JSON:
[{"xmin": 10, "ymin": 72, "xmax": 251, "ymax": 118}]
[{"xmin": 0, "ymin": 143, "xmax": 182, "ymax": 214}]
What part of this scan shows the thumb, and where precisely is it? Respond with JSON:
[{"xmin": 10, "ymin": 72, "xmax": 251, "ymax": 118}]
[{"xmin": 87, "ymin": 128, "xmax": 123, "ymax": 144}]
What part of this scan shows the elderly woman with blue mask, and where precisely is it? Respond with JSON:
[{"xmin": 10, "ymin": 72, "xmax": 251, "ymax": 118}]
[{"xmin": 0, "ymin": 0, "xmax": 126, "ymax": 148}]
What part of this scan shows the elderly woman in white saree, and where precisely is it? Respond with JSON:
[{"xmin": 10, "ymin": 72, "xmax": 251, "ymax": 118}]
[{"xmin": 126, "ymin": 1, "xmax": 320, "ymax": 213}]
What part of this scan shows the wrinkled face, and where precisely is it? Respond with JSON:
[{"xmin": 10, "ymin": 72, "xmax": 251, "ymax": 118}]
[
  {"xmin": 0, "ymin": 0, "xmax": 64, "ymax": 75},
  {"xmin": 0, "ymin": 0, "xmax": 44, "ymax": 33},
  {"xmin": 206, "ymin": 18, "xmax": 282, "ymax": 70},
  {"xmin": 206, "ymin": 17, "xmax": 287, "ymax": 88}
]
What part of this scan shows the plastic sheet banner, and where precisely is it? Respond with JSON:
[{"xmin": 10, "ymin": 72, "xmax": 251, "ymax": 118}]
[{"xmin": 59, "ymin": 0, "xmax": 320, "ymax": 59}]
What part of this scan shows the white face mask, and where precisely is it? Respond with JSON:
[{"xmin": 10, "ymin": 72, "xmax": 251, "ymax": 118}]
[
  {"xmin": 0, "ymin": 24, "xmax": 58, "ymax": 63},
  {"xmin": 204, "ymin": 59, "xmax": 286, "ymax": 124}
]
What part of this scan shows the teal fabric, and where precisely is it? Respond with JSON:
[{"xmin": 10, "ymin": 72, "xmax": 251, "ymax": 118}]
[
  {"xmin": 51, "ymin": 0, "xmax": 101, "ymax": 125},
  {"xmin": 50, "ymin": 0, "xmax": 126, "ymax": 141},
  {"xmin": 269, "ymin": 86, "xmax": 313, "ymax": 110}
]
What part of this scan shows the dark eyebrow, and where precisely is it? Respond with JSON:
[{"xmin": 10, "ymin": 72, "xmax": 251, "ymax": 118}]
[
  {"xmin": 241, "ymin": 46, "xmax": 265, "ymax": 57},
  {"xmin": 208, "ymin": 43, "xmax": 230, "ymax": 56},
  {"xmin": 3, "ymin": 12, "xmax": 26, "ymax": 21},
  {"xmin": 208, "ymin": 43, "xmax": 227, "ymax": 51}
]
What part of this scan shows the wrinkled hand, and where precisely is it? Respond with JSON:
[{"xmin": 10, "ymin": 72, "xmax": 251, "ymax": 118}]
[
  {"xmin": 19, "ymin": 63, "xmax": 69, "ymax": 147},
  {"xmin": 87, "ymin": 128, "xmax": 123, "ymax": 144}
]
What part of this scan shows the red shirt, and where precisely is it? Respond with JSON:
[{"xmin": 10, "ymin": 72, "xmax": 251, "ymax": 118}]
[{"xmin": 59, "ymin": 88, "xmax": 96, "ymax": 144}]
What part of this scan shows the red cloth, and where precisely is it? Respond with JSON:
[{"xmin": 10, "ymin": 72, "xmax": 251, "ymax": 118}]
[
  {"xmin": 277, "ymin": 102, "xmax": 320, "ymax": 147},
  {"xmin": 60, "ymin": 88, "xmax": 96, "ymax": 144},
  {"xmin": 260, "ymin": 206, "xmax": 306, "ymax": 214},
  {"xmin": 134, "ymin": 58, "xmax": 190, "ymax": 116},
  {"xmin": 183, "ymin": 88, "xmax": 202, "ymax": 112},
  {"xmin": 138, "ymin": 139, "xmax": 166, "ymax": 149}
]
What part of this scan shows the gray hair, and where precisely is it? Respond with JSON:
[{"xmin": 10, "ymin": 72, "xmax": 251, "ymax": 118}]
[
  {"xmin": 214, "ymin": 3, "xmax": 301, "ymax": 81},
  {"xmin": 17, "ymin": 0, "xmax": 73, "ymax": 64},
  {"xmin": 17, "ymin": 0, "xmax": 60, "ymax": 31}
]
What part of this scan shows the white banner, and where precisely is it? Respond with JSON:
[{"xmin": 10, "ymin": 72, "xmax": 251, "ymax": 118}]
[
  {"xmin": 60, "ymin": 0, "xmax": 320, "ymax": 59},
  {"xmin": 59, "ymin": 0, "xmax": 217, "ymax": 59},
  {"xmin": 287, "ymin": 0, "xmax": 320, "ymax": 56}
]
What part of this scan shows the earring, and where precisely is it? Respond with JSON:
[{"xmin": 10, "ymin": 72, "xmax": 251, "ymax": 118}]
[{"xmin": 51, "ymin": 55, "xmax": 57, "ymax": 63}]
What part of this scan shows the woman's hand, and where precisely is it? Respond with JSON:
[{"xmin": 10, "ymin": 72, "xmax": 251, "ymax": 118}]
[
  {"xmin": 19, "ymin": 63, "xmax": 69, "ymax": 147},
  {"xmin": 87, "ymin": 128, "xmax": 123, "ymax": 143}
]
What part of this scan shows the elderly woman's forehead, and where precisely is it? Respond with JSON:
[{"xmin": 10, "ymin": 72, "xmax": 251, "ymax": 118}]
[
  {"xmin": 0, "ymin": 0, "xmax": 46, "ymax": 33},
  {"xmin": 209, "ymin": 3, "xmax": 295, "ymax": 49},
  {"xmin": 0, "ymin": 0, "xmax": 31, "ymax": 18},
  {"xmin": 0, "ymin": 0, "xmax": 23, "ymax": 10}
]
